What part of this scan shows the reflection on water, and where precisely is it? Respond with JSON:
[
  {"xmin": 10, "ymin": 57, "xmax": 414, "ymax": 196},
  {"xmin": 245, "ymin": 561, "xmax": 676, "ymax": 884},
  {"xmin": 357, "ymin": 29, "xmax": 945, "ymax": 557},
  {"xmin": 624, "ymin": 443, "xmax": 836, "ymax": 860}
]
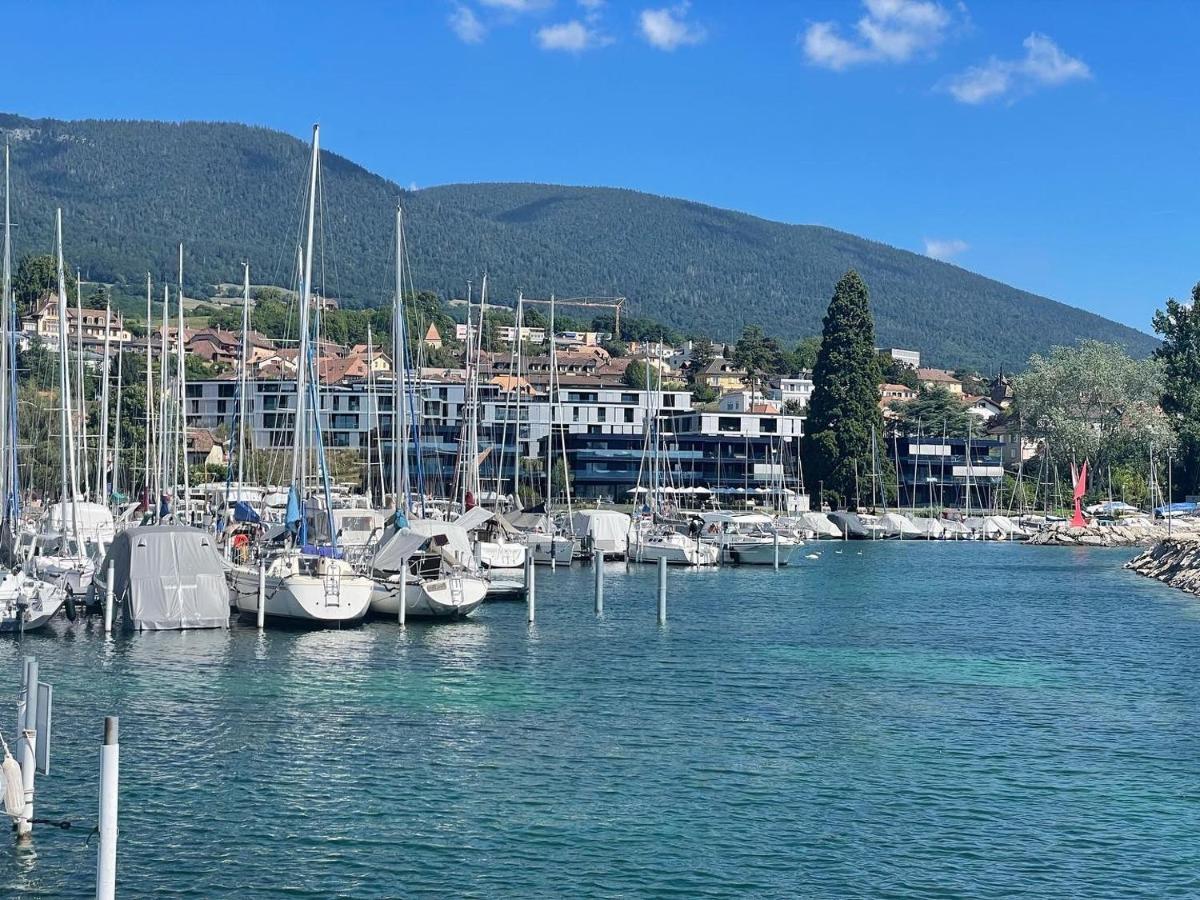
[{"xmin": 1, "ymin": 544, "xmax": 1197, "ymax": 898}]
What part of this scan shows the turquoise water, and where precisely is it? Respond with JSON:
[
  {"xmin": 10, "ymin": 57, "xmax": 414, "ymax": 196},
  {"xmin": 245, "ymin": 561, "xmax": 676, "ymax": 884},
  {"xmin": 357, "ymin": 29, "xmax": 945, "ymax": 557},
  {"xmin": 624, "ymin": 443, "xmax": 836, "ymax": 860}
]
[{"xmin": 1, "ymin": 544, "xmax": 1198, "ymax": 898}]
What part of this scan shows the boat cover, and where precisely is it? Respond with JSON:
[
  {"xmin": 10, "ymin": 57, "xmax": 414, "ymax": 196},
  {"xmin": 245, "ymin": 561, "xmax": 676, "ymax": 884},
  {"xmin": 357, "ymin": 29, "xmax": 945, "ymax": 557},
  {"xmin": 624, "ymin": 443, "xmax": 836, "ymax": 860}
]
[
  {"xmin": 877, "ymin": 512, "xmax": 922, "ymax": 537},
  {"xmin": 794, "ymin": 512, "xmax": 843, "ymax": 538},
  {"xmin": 370, "ymin": 530, "xmax": 431, "ymax": 574},
  {"xmin": 569, "ymin": 510, "xmax": 631, "ymax": 551},
  {"xmin": 98, "ymin": 526, "xmax": 229, "ymax": 630}
]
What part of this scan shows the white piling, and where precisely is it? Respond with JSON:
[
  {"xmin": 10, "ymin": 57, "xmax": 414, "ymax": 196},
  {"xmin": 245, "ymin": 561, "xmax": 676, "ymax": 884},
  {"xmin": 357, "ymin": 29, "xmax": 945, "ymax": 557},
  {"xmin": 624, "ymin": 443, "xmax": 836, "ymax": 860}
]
[
  {"xmin": 525, "ymin": 552, "xmax": 536, "ymax": 623},
  {"xmin": 657, "ymin": 556, "xmax": 667, "ymax": 625},
  {"xmin": 398, "ymin": 573, "xmax": 407, "ymax": 627},
  {"xmin": 593, "ymin": 549, "xmax": 604, "ymax": 615},
  {"xmin": 256, "ymin": 559, "xmax": 266, "ymax": 630},
  {"xmin": 104, "ymin": 561, "xmax": 115, "ymax": 634},
  {"xmin": 17, "ymin": 656, "xmax": 37, "ymax": 839},
  {"xmin": 96, "ymin": 716, "xmax": 119, "ymax": 900},
  {"xmin": 773, "ymin": 529, "xmax": 780, "ymax": 571}
]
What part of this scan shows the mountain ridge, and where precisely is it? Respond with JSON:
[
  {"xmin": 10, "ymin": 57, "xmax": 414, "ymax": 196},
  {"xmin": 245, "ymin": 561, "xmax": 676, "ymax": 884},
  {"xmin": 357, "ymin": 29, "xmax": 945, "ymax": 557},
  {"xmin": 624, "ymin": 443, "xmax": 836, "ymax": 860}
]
[{"xmin": 0, "ymin": 112, "xmax": 1156, "ymax": 370}]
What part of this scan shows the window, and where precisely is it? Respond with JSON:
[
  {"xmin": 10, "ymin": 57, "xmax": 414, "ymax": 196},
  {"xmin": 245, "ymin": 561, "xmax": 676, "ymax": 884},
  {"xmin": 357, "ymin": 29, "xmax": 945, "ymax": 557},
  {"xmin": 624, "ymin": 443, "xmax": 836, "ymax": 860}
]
[
  {"xmin": 663, "ymin": 394, "xmax": 676, "ymax": 408},
  {"xmin": 588, "ymin": 425, "xmax": 601, "ymax": 434},
  {"xmin": 186, "ymin": 384, "xmax": 202, "ymax": 398},
  {"xmin": 718, "ymin": 417, "xmax": 740, "ymax": 433},
  {"xmin": 572, "ymin": 406, "xmax": 580, "ymax": 422},
  {"xmin": 624, "ymin": 408, "xmax": 635, "ymax": 423},
  {"xmin": 621, "ymin": 393, "xmax": 638, "ymax": 404},
  {"xmin": 760, "ymin": 418, "xmax": 777, "ymax": 433},
  {"xmin": 597, "ymin": 407, "xmax": 607, "ymax": 422},
  {"xmin": 348, "ymin": 396, "xmax": 360, "ymax": 411}
]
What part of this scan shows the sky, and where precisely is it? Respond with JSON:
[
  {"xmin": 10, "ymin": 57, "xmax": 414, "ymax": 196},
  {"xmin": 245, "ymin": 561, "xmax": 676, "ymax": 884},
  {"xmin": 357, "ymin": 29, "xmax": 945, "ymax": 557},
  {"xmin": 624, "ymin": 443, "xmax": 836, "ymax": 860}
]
[{"xmin": 4, "ymin": 0, "xmax": 1197, "ymax": 334}]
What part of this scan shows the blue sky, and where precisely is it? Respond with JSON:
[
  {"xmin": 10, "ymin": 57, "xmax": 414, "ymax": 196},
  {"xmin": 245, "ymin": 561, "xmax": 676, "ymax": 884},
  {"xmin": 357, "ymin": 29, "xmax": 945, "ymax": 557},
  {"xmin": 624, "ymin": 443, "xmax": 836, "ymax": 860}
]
[{"xmin": 5, "ymin": 1, "xmax": 1197, "ymax": 333}]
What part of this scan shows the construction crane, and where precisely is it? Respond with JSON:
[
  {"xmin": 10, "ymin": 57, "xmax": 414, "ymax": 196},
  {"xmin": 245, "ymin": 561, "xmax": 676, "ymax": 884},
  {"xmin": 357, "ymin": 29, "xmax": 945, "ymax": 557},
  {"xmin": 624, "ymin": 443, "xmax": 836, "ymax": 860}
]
[{"xmin": 519, "ymin": 296, "xmax": 626, "ymax": 340}]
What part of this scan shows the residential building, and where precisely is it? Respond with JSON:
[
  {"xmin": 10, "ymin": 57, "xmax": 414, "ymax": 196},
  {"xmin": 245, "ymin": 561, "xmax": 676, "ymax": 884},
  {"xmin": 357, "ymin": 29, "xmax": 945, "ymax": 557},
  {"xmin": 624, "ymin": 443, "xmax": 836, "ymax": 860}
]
[
  {"xmin": 424, "ymin": 323, "xmax": 443, "ymax": 349},
  {"xmin": 699, "ymin": 358, "xmax": 748, "ymax": 391},
  {"xmin": 890, "ymin": 436, "xmax": 1004, "ymax": 508},
  {"xmin": 917, "ymin": 367, "xmax": 963, "ymax": 394},
  {"xmin": 22, "ymin": 298, "xmax": 133, "ymax": 348},
  {"xmin": 880, "ymin": 383, "xmax": 918, "ymax": 406},
  {"xmin": 879, "ymin": 347, "xmax": 921, "ymax": 368},
  {"xmin": 717, "ymin": 390, "xmax": 781, "ymax": 414},
  {"xmin": 766, "ymin": 374, "xmax": 815, "ymax": 410}
]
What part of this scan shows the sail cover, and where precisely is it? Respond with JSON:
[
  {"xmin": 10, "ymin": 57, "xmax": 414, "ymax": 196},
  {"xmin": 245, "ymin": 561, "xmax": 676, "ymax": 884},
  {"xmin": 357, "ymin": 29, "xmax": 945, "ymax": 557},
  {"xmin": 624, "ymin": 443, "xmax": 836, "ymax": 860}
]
[{"xmin": 98, "ymin": 526, "xmax": 230, "ymax": 630}]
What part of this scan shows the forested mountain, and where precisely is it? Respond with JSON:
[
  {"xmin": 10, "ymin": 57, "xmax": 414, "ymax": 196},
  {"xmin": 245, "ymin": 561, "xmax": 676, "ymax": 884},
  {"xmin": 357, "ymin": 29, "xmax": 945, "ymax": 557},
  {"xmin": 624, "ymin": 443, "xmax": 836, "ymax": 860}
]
[{"xmin": 0, "ymin": 113, "xmax": 1156, "ymax": 370}]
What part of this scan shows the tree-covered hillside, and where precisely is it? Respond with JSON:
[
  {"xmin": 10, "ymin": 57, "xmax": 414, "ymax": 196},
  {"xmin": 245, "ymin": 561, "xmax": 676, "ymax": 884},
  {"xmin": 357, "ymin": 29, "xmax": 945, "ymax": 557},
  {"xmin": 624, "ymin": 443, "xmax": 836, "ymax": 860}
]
[{"xmin": 0, "ymin": 113, "xmax": 1156, "ymax": 369}]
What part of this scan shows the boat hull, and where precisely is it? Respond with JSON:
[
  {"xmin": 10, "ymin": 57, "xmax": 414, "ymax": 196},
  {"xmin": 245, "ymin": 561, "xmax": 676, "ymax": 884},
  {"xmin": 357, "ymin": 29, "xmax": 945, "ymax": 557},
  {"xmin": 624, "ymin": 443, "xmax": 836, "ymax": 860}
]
[
  {"xmin": 230, "ymin": 554, "xmax": 372, "ymax": 624},
  {"xmin": 369, "ymin": 574, "xmax": 486, "ymax": 620}
]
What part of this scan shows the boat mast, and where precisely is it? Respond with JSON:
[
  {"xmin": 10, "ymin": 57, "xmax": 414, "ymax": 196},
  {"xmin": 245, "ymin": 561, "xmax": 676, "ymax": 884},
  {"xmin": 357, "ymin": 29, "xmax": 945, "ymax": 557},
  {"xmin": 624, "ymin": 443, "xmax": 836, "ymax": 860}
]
[
  {"xmin": 513, "ymin": 292, "xmax": 524, "ymax": 508},
  {"xmin": 0, "ymin": 143, "xmax": 11, "ymax": 523},
  {"xmin": 177, "ymin": 244, "xmax": 190, "ymax": 522},
  {"xmin": 76, "ymin": 270, "xmax": 90, "ymax": 500},
  {"xmin": 54, "ymin": 211, "xmax": 81, "ymax": 547},
  {"xmin": 144, "ymin": 273, "xmax": 153, "ymax": 508},
  {"xmin": 97, "ymin": 291, "xmax": 112, "ymax": 503},
  {"xmin": 544, "ymin": 293, "xmax": 556, "ymax": 508},
  {"xmin": 392, "ymin": 204, "xmax": 409, "ymax": 515},
  {"xmin": 112, "ymin": 331, "xmax": 124, "ymax": 511},
  {"xmin": 157, "ymin": 284, "xmax": 169, "ymax": 517},
  {"xmin": 291, "ymin": 124, "xmax": 320, "ymax": 540},
  {"xmin": 236, "ymin": 263, "xmax": 250, "ymax": 501}
]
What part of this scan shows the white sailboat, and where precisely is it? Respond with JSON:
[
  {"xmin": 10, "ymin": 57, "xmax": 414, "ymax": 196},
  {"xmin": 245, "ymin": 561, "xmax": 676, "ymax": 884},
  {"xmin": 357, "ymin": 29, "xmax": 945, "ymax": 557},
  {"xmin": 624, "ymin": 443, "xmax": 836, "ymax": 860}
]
[
  {"xmin": 229, "ymin": 125, "xmax": 371, "ymax": 625},
  {"xmin": 699, "ymin": 511, "xmax": 800, "ymax": 565}
]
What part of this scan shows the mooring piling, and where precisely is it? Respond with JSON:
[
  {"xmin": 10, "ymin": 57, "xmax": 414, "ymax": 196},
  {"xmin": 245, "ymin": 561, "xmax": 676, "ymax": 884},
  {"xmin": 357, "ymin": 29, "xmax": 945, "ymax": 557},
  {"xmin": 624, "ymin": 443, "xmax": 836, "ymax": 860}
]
[
  {"xmin": 256, "ymin": 558, "xmax": 266, "ymax": 630},
  {"xmin": 96, "ymin": 715, "xmax": 119, "ymax": 900},
  {"xmin": 525, "ymin": 552, "xmax": 536, "ymax": 623},
  {"xmin": 593, "ymin": 549, "xmax": 604, "ymax": 615},
  {"xmin": 657, "ymin": 556, "xmax": 667, "ymax": 625},
  {"xmin": 17, "ymin": 656, "xmax": 38, "ymax": 839}
]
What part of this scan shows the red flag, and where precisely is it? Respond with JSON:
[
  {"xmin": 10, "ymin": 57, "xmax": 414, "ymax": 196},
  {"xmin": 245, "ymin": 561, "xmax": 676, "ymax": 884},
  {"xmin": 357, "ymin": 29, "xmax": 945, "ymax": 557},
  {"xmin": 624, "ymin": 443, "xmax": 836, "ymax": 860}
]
[{"xmin": 1073, "ymin": 461, "xmax": 1089, "ymax": 500}]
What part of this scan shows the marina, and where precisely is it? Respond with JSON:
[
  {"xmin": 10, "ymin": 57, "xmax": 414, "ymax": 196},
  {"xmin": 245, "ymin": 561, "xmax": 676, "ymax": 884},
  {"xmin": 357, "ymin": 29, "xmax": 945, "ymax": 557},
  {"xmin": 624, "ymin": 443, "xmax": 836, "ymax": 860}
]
[{"xmin": 1, "ymin": 544, "xmax": 1197, "ymax": 897}]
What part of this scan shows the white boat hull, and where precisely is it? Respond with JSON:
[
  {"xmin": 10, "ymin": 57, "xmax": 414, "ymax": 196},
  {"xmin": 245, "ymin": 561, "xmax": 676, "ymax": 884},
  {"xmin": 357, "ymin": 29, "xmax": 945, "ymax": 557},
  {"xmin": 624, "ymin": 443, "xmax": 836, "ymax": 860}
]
[
  {"xmin": 717, "ymin": 538, "xmax": 799, "ymax": 566},
  {"xmin": 369, "ymin": 573, "xmax": 487, "ymax": 619},
  {"xmin": 525, "ymin": 534, "xmax": 574, "ymax": 566},
  {"xmin": 636, "ymin": 538, "xmax": 718, "ymax": 566},
  {"xmin": 230, "ymin": 553, "xmax": 372, "ymax": 624},
  {"xmin": 478, "ymin": 540, "xmax": 526, "ymax": 570}
]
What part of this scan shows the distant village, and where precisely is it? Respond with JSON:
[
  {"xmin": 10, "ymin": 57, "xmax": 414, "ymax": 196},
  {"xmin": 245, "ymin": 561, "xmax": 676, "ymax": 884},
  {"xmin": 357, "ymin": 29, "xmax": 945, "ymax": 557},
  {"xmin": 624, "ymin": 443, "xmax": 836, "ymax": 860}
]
[{"xmin": 21, "ymin": 294, "xmax": 1025, "ymax": 510}]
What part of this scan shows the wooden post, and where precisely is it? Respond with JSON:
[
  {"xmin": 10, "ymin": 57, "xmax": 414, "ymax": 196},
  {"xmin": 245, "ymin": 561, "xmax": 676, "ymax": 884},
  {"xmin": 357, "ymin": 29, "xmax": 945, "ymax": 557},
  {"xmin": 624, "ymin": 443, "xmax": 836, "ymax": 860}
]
[{"xmin": 96, "ymin": 716, "xmax": 119, "ymax": 900}]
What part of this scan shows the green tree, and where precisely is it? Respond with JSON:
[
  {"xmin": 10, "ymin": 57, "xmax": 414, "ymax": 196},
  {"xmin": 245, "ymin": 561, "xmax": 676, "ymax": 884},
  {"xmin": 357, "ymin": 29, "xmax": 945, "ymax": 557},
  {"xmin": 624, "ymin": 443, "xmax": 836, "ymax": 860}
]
[
  {"xmin": 792, "ymin": 336, "xmax": 821, "ymax": 372},
  {"xmin": 731, "ymin": 325, "xmax": 785, "ymax": 386},
  {"xmin": 803, "ymin": 271, "xmax": 884, "ymax": 509},
  {"xmin": 1153, "ymin": 284, "xmax": 1200, "ymax": 498},
  {"xmin": 879, "ymin": 354, "xmax": 919, "ymax": 389},
  {"xmin": 623, "ymin": 359, "xmax": 651, "ymax": 389},
  {"xmin": 895, "ymin": 386, "xmax": 969, "ymax": 436},
  {"xmin": 1013, "ymin": 340, "xmax": 1170, "ymax": 479},
  {"xmin": 687, "ymin": 337, "xmax": 715, "ymax": 384},
  {"xmin": 15, "ymin": 254, "xmax": 77, "ymax": 312}
]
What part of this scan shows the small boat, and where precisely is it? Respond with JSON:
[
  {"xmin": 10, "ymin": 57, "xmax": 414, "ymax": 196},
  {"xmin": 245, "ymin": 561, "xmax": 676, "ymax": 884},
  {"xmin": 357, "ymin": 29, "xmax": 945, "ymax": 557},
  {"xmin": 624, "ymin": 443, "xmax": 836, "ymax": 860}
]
[
  {"xmin": 570, "ymin": 509, "xmax": 631, "ymax": 559},
  {"xmin": 632, "ymin": 524, "xmax": 718, "ymax": 566},
  {"xmin": 367, "ymin": 523, "xmax": 487, "ymax": 619},
  {"xmin": 0, "ymin": 570, "xmax": 66, "ymax": 633},
  {"xmin": 699, "ymin": 512, "xmax": 800, "ymax": 565},
  {"xmin": 876, "ymin": 511, "xmax": 923, "ymax": 540}
]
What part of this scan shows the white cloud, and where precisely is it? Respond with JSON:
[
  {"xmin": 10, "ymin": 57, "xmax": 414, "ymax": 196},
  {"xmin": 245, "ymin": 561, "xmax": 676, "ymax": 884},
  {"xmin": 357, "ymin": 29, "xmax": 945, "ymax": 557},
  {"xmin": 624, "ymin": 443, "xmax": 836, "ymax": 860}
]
[
  {"xmin": 924, "ymin": 237, "xmax": 968, "ymax": 260},
  {"xmin": 479, "ymin": 0, "xmax": 551, "ymax": 10},
  {"xmin": 802, "ymin": 0, "xmax": 952, "ymax": 70},
  {"xmin": 537, "ymin": 19, "xmax": 610, "ymax": 52},
  {"xmin": 945, "ymin": 32, "xmax": 1091, "ymax": 104},
  {"xmin": 639, "ymin": 3, "xmax": 706, "ymax": 51},
  {"xmin": 449, "ymin": 5, "xmax": 486, "ymax": 44}
]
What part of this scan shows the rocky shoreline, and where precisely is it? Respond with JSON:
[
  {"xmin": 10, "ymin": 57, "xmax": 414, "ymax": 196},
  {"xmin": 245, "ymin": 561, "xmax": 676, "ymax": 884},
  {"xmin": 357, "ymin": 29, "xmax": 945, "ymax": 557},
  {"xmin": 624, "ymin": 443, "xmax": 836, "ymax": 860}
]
[
  {"xmin": 1125, "ymin": 537, "xmax": 1200, "ymax": 595},
  {"xmin": 1025, "ymin": 522, "xmax": 1186, "ymax": 547}
]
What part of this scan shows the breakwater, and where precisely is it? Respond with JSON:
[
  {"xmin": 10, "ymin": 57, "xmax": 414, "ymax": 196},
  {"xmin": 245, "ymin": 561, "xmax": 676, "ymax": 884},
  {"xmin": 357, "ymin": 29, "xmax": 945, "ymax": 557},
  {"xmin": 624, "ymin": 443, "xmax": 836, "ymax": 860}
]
[
  {"xmin": 1126, "ymin": 536, "xmax": 1200, "ymax": 595},
  {"xmin": 1026, "ymin": 521, "xmax": 1183, "ymax": 547}
]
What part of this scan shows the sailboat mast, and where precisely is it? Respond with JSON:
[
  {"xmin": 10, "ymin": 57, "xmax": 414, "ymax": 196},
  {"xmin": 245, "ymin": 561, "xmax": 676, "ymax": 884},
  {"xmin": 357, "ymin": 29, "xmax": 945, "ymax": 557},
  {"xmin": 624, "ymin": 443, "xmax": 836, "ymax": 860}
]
[
  {"xmin": 55, "ymin": 211, "xmax": 81, "ymax": 547},
  {"xmin": 292, "ymin": 125, "xmax": 319, "ymax": 498},
  {"xmin": 97, "ymin": 293, "xmax": 112, "ymax": 503},
  {"xmin": 157, "ymin": 284, "xmax": 169, "ymax": 516},
  {"xmin": 76, "ymin": 271, "xmax": 90, "ymax": 499},
  {"xmin": 398, "ymin": 205, "xmax": 412, "ymax": 513},
  {"xmin": 144, "ymin": 273, "xmax": 153, "ymax": 505},
  {"xmin": 513, "ymin": 293, "xmax": 524, "ymax": 506},
  {"xmin": 0, "ymin": 143, "xmax": 10, "ymax": 517},
  {"xmin": 112, "ymin": 332, "xmax": 124, "ymax": 510},
  {"xmin": 236, "ymin": 263, "xmax": 250, "ymax": 500},
  {"xmin": 545, "ymin": 294, "xmax": 555, "ymax": 507},
  {"xmin": 178, "ymin": 244, "xmax": 190, "ymax": 521}
]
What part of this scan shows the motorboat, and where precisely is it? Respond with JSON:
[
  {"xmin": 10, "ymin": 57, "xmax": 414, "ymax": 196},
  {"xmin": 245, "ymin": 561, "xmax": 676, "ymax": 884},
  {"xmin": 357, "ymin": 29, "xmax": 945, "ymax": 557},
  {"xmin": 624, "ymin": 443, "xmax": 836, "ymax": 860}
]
[
  {"xmin": 0, "ymin": 569, "xmax": 66, "ymax": 633},
  {"xmin": 699, "ymin": 511, "xmax": 800, "ymax": 565},
  {"xmin": 570, "ymin": 509, "xmax": 631, "ymax": 558}
]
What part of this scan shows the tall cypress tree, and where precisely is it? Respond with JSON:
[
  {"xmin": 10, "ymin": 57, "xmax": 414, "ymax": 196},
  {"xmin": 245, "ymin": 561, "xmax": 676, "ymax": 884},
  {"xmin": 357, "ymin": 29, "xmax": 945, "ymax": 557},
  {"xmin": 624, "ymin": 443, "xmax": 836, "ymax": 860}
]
[{"xmin": 803, "ymin": 270, "xmax": 883, "ymax": 509}]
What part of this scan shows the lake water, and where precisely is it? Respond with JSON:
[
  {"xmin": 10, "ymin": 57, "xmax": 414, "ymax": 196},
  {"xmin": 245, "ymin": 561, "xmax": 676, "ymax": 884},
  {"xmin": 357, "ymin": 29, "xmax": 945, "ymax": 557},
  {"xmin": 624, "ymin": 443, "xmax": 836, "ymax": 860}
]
[{"xmin": 1, "ymin": 543, "xmax": 1198, "ymax": 898}]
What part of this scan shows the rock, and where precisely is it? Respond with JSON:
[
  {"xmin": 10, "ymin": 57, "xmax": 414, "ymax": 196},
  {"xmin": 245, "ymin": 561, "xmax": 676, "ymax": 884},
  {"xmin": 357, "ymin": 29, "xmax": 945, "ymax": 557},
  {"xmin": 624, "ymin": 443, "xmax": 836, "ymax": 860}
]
[{"xmin": 1127, "ymin": 536, "xmax": 1200, "ymax": 596}]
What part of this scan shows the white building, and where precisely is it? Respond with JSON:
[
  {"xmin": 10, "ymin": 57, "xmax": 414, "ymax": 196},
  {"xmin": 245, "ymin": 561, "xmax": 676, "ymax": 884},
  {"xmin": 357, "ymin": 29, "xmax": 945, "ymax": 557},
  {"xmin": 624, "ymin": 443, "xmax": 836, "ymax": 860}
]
[{"xmin": 766, "ymin": 374, "xmax": 815, "ymax": 410}]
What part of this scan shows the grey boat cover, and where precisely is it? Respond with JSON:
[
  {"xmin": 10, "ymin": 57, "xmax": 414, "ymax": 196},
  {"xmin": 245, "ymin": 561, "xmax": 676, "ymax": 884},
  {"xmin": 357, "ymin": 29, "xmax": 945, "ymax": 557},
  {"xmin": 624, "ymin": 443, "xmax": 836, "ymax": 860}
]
[
  {"xmin": 827, "ymin": 511, "xmax": 869, "ymax": 538},
  {"xmin": 99, "ymin": 526, "xmax": 229, "ymax": 630},
  {"xmin": 369, "ymin": 529, "xmax": 431, "ymax": 575}
]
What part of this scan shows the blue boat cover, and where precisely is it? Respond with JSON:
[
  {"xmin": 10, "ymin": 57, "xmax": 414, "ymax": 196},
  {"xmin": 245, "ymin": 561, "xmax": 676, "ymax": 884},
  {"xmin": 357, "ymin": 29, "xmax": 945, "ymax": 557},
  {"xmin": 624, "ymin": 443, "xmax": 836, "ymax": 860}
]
[{"xmin": 232, "ymin": 500, "xmax": 261, "ymax": 524}]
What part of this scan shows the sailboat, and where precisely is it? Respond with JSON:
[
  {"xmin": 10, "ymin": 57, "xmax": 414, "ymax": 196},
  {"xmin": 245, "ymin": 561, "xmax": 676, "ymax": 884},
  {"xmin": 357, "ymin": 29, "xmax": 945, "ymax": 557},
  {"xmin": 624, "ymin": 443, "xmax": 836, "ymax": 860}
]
[
  {"xmin": 0, "ymin": 148, "xmax": 66, "ymax": 630},
  {"xmin": 366, "ymin": 204, "xmax": 488, "ymax": 619},
  {"xmin": 228, "ymin": 125, "xmax": 372, "ymax": 624}
]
